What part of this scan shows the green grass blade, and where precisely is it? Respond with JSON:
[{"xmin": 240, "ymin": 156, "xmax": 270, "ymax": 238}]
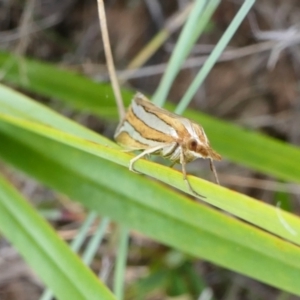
[
  {"xmin": 71, "ymin": 212, "xmax": 99, "ymax": 252},
  {"xmin": 186, "ymin": 0, "xmax": 220, "ymax": 59},
  {"xmin": 176, "ymin": 0, "xmax": 255, "ymax": 114},
  {"xmin": 0, "ymin": 113, "xmax": 300, "ymax": 295},
  {"xmin": 40, "ymin": 211, "xmax": 99, "ymax": 300},
  {"xmin": 1, "ymin": 110, "xmax": 300, "ymax": 247},
  {"xmin": 82, "ymin": 218, "xmax": 110, "ymax": 265},
  {"xmin": 0, "ymin": 82, "xmax": 115, "ymax": 146},
  {"xmin": 184, "ymin": 109, "xmax": 300, "ymax": 184},
  {"xmin": 0, "ymin": 52, "xmax": 132, "ymax": 118},
  {"xmin": 152, "ymin": 0, "xmax": 208, "ymax": 106},
  {"xmin": 1, "ymin": 53, "xmax": 299, "ymax": 187},
  {"xmin": 0, "ymin": 175, "xmax": 115, "ymax": 300},
  {"xmin": 153, "ymin": 0, "xmax": 220, "ymax": 107},
  {"xmin": 113, "ymin": 227, "xmax": 129, "ymax": 300},
  {"xmin": 0, "ymin": 55, "xmax": 300, "ymax": 293}
]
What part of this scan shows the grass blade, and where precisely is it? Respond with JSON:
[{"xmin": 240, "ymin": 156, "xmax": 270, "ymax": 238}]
[
  {"xmin": 0, "ymin": 109, "xmax": 300, "ymax": 295},
  {"xmin": 0, "ymin": 175, "xmax": 115, "ymax": 300}
]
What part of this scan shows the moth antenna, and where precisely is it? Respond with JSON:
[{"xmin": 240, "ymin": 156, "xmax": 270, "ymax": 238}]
[
  {"xmin": 96, "ymin": 0, "xmax": 125, "ymax": 120},
  {"xmin": 209, "ymin": 159, "xmax": 220, "ymax": 185}
]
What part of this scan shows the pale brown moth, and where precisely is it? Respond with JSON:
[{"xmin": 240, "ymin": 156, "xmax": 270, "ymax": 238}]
[
  {"xmin": 96, "ymin": 1, "xmax": 220, "ymax": 197},
  {"xmin": 114, "ymin": 92, "xmax": 221, "ymax": 197}
]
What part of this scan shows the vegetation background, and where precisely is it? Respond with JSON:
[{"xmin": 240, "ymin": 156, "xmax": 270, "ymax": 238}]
[{"xmin": 0, "ymin": 0, "xmax": 300, "ymax": 299}]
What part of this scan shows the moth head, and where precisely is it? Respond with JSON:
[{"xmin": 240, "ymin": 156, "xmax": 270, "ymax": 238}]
[
  {"xmin": 184, "ymin": 123, "xmax": 221, "ymax": 162},
  {"xmin": 186, "ymin": 138, "xmax": 221, "ymax": 160}
]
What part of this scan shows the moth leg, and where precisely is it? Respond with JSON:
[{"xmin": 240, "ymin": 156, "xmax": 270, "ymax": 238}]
[
  {"xmin": 180, "ymin": 151, "xmax": 205, "ymax": 199},
  {"xmin": 209, "ymin": 159, "xmax": 220, "ymax": 185},
  {"xmin": 129, "ymin": 144, "xmax": 167, "ymax": 174},
  {"xmin": 120, "ymin": 149, "xmax": 149, "ymax": 160}
]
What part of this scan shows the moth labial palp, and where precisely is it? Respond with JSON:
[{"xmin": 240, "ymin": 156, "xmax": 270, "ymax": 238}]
[{"xmin": 114, "ymin": 92, "xmax": 221, "ymax": 198}]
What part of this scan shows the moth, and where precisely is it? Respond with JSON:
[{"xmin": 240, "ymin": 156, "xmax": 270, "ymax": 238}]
[{"xmin": 114, "ymin": 92, "xmax": 221, "ymax": 197}]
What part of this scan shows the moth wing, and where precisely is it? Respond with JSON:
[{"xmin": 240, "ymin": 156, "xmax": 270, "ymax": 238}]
[
  {"xmin": 131, "ymin": 94, "xmax": 180, "ymax": 138},
  {"xmin": 133, "ymin": 93, "xmax": 197, "ymax": 137}
]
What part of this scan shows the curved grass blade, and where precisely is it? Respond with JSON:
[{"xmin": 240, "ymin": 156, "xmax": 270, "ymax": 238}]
[
  {"xmin": 0, "ymin": 176, "xmax": 115, "ymax": 300},
  {"xmin": 0, "ymin": 111, "xmax": 300, "ymax": 247},
  {"xmin": 0, "ymin": 113, "xmax": 300, "ymax": 295},
  {"xmin": 152, "ymin": 0, "xmax": 208, "ymax": 106},
  {"xmin": 40, "ymin": 212, "xmax": 99, "ymax": 300},
  {"xmin": 1, "ymin": 53, "xmax": 300, "ymax": 186},
  {"xmin": 176, "ymin": 0, "xmax": 255, "ymax": 114},
  {"xmin": 0, "ymin": 52, "xmax": 132, "ymax": 118}
]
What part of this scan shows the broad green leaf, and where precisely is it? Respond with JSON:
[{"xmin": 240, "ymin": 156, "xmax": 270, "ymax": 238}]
[{"xmin": 0, "ymin": 176, "xmax": 115, "ymax": 300}]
